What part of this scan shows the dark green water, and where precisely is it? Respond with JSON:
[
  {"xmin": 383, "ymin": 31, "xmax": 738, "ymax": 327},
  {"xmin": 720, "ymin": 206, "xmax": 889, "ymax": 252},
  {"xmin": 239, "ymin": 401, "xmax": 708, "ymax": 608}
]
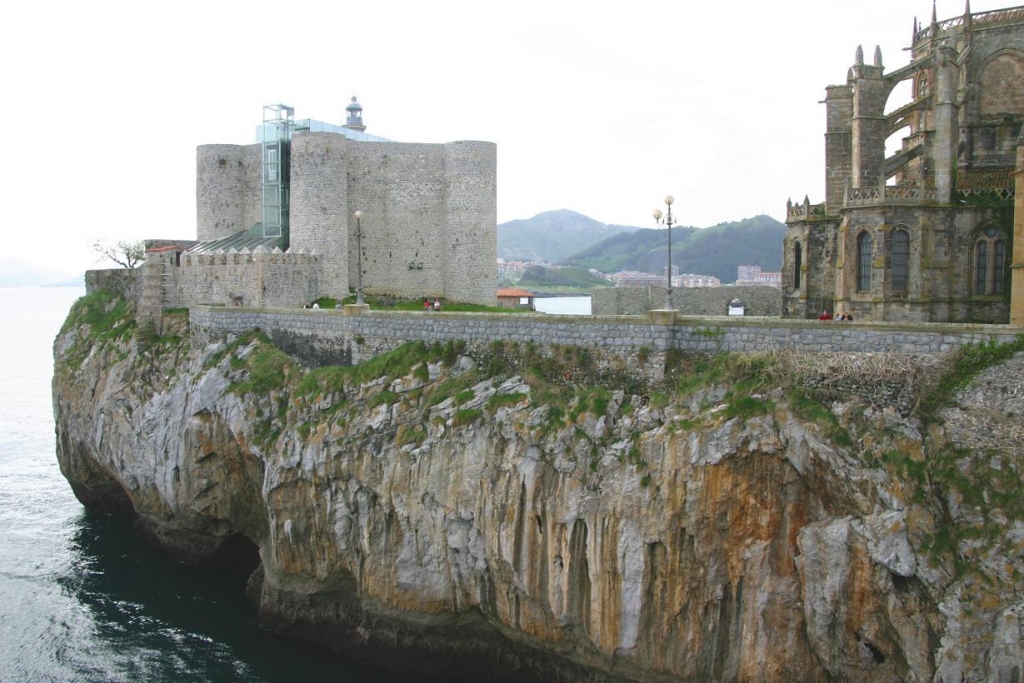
[{"xmin": 0, "ymin": 288, "xmax": 440, "ymax": 682}]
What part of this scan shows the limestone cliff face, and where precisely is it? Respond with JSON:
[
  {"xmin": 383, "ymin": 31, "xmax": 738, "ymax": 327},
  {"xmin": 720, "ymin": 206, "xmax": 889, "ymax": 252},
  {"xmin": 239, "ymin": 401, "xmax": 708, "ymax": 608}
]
[{"xmin": 53, "ymin": 297, "xmax": 1024, "ymax": 682}]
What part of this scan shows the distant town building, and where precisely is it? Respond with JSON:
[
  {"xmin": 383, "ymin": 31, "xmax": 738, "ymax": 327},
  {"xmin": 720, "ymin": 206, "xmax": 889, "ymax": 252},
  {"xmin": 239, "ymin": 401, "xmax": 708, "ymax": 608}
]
[
  {"xmin": 611, "ymin": 270, "xmax": 720, "ymax": 288},
  {"xmin": 677, "ymin": 274, "xmax": 721, "ymax": 288},
  {"xmin": 497, "ymin": 259, "xmax": 528, "ymax": 276},
  {"xmin": 735, "ymin": 264, "xmax": 781, "ymax": 288},
  {"xmin": 611, "ymin": 271, "xmax": 666, "ymax": 287}
]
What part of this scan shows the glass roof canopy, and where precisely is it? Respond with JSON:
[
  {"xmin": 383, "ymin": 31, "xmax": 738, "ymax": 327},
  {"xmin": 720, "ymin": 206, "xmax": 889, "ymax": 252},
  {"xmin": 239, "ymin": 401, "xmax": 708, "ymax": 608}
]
[{"xmin": 256, "ymin": 119, "xmax": 392, "ymax": 144}]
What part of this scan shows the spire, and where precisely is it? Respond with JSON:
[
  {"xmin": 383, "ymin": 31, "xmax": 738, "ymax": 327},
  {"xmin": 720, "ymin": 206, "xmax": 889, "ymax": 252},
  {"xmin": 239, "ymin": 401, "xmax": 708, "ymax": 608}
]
[
  {"xmin": 932, "ymin": 0, "xmax": 938, "ymax": 26},
  {"xmin": 855, "ymin": 44, "xmax": 864, "ymax": 65},
  {"xmin": 964, "ymin": 0, "xmax": 973, "ymax": 29},
  {"xmin": 874, "ymin": 45, "xmax": 883, "ymax": 67},
  {"xmin": 913, "ymin": 17, "xmax": 919, "ymax": 42}
]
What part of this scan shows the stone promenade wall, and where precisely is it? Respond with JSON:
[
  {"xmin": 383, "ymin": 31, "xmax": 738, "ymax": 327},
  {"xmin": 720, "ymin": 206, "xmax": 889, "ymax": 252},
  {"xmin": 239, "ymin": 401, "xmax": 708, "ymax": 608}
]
[
  {"xmin": 190, "ymin": 307, "xmax": 1023, "ymax": 370},
  {"xmin": 592, "ymin": 286, "xmax": 782, "ymax": 316}
]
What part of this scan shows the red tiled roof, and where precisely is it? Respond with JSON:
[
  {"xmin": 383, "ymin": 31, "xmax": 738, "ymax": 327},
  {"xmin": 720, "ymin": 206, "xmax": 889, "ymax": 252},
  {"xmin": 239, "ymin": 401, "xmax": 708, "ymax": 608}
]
[
  {"xmin": 497, "ymin": 288, "xmax": 534, "ymax": 298},
  {"xmin": 958, "ymin": 169, "xmax": 1014, "ymax": 190}
]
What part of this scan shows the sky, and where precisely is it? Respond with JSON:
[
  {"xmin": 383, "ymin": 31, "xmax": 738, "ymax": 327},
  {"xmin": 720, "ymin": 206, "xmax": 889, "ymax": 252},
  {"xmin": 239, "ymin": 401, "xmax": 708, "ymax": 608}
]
[{"xmin": 2, "ymin": 0, "xmax": 1009, "ymax": 275}]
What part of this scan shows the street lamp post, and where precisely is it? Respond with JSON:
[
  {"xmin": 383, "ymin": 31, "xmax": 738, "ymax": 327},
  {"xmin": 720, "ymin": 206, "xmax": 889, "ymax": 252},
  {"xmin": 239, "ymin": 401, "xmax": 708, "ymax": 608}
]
[
  {"xmin": 653, "ymin": 195, "xmax": 676, "ymax": 310},
  {"xmin": 353, "ymin": 211, "xmax": 364, "ymax": 305}
]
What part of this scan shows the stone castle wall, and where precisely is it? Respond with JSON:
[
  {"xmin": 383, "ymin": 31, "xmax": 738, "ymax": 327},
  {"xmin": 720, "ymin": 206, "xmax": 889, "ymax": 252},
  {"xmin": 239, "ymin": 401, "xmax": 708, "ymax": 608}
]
[
  {"xmin": 442, "ymin": 141, "xmax": 498, "ymax": 304},
  {"xmin": 344, "ymin": 141, "xmax": 452, "ymax": 301},
  {"xmin": 592, "ymin": 286, "xmax": 781, "ymax": 316},
  {"xmin": 196, "ymin": 144, "xmax": 262, "ymax": 242},
  {"xmin": 289, "ymin": 133, "xmax": 349, "ymax": 298},
  {"xmin": 194, "ymin": 133, "xmax": 497, "ymax": 305},
  {"xmin": 172, "ymin": 250, "xmax": 320, "ymax": 309}
]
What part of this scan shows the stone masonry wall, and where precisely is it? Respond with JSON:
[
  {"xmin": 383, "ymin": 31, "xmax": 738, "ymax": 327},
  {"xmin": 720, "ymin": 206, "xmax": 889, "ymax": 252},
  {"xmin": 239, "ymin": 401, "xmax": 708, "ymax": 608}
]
[
  {"xmin": 345, "ymin": 142, "xmax": 449, "ymax": 300},
  {"xmin": 443, "ymin": 141, "xmax": 498, "ymax": 304},
  {"xmin": 196, "ymin": 144, "xmax": 262, "ymax": 241},
  {"xmin": 592, "ymin": 286, "xmax": 781, "ymax": 316},
  {"xmin": 174, "ymin": 251, "xmax": 320, "ymax": 309},
  {"xmin": 189, "ymin": 306, "xmax": 1022, "ymax": 370},
  {"xmin": 85, "ymin": 268, "xmax": 143, "ymax": 302},
  {"xmin": 194, "ymin": 131, "xmax": 496, "ymax": 306},
  {"xmin": 344, "ymin": 140, "xmax": 498, "ymax": 304},
  {"xmin": 289, "ymin": 133, "xmax": 349, "ymax": 298}
]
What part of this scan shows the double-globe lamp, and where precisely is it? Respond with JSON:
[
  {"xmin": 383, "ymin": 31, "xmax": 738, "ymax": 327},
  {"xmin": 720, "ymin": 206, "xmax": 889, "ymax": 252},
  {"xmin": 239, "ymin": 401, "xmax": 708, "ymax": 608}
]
[{"xmin": 653, "ymin": 195, "xmax": 676, "ymax": 311}]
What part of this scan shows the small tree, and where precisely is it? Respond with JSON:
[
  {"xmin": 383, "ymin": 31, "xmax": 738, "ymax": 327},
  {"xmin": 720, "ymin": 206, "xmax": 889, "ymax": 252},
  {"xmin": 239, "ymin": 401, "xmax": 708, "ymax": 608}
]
[{"xmin": 93, "ymin": 239, "xmax": 145, "ymax": 269}]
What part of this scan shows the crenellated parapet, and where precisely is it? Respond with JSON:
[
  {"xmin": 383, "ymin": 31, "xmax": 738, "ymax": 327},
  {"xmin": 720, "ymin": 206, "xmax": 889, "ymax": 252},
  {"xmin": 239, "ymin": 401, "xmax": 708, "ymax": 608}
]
[{"xmin": 786, "ymin": 197, "xmax": 828, "ymax": 222}]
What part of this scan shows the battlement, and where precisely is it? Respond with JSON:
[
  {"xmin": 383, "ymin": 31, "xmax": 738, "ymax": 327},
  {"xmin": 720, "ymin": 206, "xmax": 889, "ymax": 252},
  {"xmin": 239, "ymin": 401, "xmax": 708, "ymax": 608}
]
[{"xmin": 179, "ymin": 247, "xmax": 319, "ymax": 267}]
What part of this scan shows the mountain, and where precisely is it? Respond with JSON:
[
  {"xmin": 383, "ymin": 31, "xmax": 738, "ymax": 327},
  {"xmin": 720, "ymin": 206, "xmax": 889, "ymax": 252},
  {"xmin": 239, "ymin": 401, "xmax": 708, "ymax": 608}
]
[
  {"xmin": 0, "ymin": 257, "xmax": 76, "ymax": 287},
  {"xmin": 497, "ymin": 210, "xmax": 637, "ymax": 263},
  {"xmin": 561, "ymin": 215, "xmax": 787, "ymax": 283}
]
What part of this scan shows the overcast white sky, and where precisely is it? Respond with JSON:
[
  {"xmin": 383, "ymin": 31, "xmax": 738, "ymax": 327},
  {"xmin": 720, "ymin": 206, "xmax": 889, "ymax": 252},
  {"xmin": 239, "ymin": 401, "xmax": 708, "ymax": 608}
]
[{"xmin": 2, "ymin": 0, "xmax": 1009, "ymax": 274}]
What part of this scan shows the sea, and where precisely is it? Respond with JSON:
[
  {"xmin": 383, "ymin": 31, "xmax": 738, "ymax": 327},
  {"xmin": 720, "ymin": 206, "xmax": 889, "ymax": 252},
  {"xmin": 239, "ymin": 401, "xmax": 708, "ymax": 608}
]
[{"xmin": 0, "ymin": 288, "xmax": 588, "ymax": 682}]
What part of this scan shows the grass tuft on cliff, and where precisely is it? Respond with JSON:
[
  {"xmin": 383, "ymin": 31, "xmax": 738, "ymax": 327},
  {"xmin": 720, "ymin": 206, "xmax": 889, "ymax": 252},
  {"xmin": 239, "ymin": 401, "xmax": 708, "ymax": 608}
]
[{"xmin": 56, "ymin": 290, "xmax": 136, "ymax": 375}]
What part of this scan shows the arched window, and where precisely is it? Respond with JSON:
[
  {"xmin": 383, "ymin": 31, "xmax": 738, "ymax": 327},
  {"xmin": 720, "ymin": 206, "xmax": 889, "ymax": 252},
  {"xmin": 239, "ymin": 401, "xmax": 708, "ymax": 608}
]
[
  {"xmin": 890, "ymin": 229, "xmax": 909, "ymax": 293},
  {"xmin": 892, "ymin": 229, "xmax": 909, "ymax": 294},
  {"xmin": 975, "ymin": 241, "xmax": 988, "ymax": 294},
  {"xmin": 794, "ymin": 242, "xmax": 802, "ymax": 289},
  {"xmin": 995, "ymin": 240, "xmax": 1006, "ymax": 295},
  {"xmin": 857, "ymin": 231, "xmax": 873, "ymax": 292},
  {"xmin": 974, "ymin": 226, "xmax": 1008, "ymax": 295}
]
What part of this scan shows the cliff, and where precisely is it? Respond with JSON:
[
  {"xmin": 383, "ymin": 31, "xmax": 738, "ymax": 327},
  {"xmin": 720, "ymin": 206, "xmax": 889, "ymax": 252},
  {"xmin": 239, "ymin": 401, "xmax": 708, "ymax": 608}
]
[{"xmin": 53, "ymin": 291, "xmax": 1024, "ymax": 682}]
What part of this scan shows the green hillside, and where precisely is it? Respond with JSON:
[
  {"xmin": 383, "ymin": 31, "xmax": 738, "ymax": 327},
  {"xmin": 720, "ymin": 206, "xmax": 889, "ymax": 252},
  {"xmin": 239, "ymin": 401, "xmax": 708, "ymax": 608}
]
[
  {"xmin": 517, "ymin": 265, "xmax": 611, "ymax": 290},
  {"xmin": 561, "ymin": 215, "xmax": 786, "ymax": 283},
  {"xmin": 498, "ymin": 209, "xmax": 636, "ymax": 263}
]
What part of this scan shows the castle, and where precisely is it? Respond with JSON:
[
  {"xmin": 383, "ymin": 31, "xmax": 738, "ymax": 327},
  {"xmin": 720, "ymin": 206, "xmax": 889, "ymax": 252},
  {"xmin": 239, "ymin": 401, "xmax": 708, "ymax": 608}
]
[
  {"xmin": 782, "ymin": 3, "xmax": 1024, "ymax": 324},
  {"xmin": 139, "ymin": 99, "xmax": 497, "ymax": 324}
]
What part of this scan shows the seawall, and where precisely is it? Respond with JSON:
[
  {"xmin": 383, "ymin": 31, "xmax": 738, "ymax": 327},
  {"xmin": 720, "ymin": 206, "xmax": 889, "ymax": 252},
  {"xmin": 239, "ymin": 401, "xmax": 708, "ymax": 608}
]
[{"xmin": 190, "ymin": 305, "xmax": 1024, "ymax": 368}]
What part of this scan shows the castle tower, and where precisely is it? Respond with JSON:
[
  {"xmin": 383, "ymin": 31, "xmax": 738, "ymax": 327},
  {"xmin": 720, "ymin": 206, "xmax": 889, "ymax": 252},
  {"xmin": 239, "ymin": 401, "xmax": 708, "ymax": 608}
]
[
  {"xmin": 344, "ymin": 96, "xmax": 366, "ymax": 132},
  {"xmin": 289, "ymin": 133, "xmax": 351, "ymax": 298}
]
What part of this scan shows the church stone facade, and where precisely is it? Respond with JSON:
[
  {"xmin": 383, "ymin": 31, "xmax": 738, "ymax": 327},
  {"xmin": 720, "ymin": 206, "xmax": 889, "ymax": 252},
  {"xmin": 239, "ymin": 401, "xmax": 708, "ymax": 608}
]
[{"xmin": 783, "ymin": 4, "xmax": 1024, "ymax": 324}]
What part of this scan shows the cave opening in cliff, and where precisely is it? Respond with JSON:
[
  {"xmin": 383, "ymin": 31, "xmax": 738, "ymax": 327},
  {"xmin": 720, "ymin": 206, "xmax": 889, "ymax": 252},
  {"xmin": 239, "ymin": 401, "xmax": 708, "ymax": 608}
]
[{"xmin": 209, "ymin": 532, "xmax": 261, "ymax": 577}]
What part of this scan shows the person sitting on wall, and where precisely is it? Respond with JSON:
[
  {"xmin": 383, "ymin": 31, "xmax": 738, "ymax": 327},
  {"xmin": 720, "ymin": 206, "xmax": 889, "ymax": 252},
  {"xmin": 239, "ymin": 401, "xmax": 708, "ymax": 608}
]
[
  {"xmin": 302, "ymin": 303, "xmax": 310, "ymax": 309},
  {"xmin": 818, "ymin": 309, "xmax": 833, "ymax": 321},
  {"xmin": 424, "ymin": 299, "xmax": 431, "ymax": 312},
  {"xmin": 433, "ymin": 298, "xmax": 441, "ymax": 311},
  {"xmin": 312, "ymin": 302, "xmax": 320, "ymax": 309},
  {"xmin": 335, "ymin": 302, "xmax": 342, "ymax": 309}
]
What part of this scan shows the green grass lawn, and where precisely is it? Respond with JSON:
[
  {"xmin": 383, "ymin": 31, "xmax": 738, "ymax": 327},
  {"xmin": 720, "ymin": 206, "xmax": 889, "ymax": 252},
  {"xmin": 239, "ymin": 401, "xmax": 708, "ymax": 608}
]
[{"xmin": 317, "ymin": 295, "xmax": 534, "ymax": 314}]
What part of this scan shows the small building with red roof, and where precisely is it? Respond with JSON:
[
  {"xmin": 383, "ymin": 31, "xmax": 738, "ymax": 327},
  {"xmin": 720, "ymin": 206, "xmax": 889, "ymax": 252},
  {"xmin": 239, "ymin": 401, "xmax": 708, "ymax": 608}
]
[{"xmin": 496, "ymin": 287, "xmax": 535, "ymax": 310}]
